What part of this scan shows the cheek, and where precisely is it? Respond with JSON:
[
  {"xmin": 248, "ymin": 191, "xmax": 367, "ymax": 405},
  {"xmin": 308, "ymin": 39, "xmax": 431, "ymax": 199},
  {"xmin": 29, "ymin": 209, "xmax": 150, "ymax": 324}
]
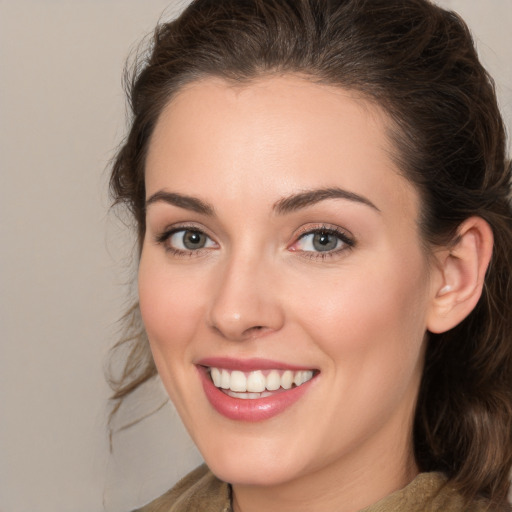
[
  {"xmin": 293, "ymin": 250, "xmax": 430, "ymax": 379},
  {"xmin": 138, "ymin": 252, "xmax": 206, "ymax": 365},
  {"xmin": 294, "ymin": 255, "xmax": 430, "ymax": 443}
]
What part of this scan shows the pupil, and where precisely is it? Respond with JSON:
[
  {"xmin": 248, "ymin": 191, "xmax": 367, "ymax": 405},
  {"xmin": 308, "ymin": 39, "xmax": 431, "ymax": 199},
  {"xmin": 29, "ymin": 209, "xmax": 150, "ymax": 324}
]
[
  {"xmin": 313, "ymin": 231, "xmax": 337, "ymax": 251},
  {"xmin": 184, "ymin": 230, "xmax": 205, "ymax": 249}
]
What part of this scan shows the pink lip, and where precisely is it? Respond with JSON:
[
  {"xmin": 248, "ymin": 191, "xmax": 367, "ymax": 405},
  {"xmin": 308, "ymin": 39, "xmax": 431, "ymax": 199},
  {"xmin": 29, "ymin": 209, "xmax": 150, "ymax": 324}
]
[
  {"xmin": 196, "ymin": 357, "xmax": 313, "ymax": 372},
  {"xmin": 196, "ymin": 364, "xmax": 317, "ymax": 422}
]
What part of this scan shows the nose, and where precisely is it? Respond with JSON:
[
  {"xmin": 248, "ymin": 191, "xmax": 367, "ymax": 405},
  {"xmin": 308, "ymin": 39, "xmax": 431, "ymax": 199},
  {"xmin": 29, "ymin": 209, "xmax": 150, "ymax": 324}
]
[{"xmin": 207, "ymin": 253, "xmax": 285, "ymax": 341}]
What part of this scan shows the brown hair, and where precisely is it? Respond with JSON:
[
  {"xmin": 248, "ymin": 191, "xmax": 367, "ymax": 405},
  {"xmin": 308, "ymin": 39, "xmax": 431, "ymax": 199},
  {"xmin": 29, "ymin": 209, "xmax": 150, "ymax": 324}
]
[{"xmin": 109, "ymin": 0, "xmax": 512, "ymax": 507}]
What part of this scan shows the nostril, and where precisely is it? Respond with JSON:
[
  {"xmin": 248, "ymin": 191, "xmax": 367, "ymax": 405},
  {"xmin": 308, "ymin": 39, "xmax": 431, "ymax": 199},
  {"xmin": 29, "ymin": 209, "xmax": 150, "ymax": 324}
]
[{"xmin": 241, "ymin": 325, "xmax": 269, "ymax": 338}]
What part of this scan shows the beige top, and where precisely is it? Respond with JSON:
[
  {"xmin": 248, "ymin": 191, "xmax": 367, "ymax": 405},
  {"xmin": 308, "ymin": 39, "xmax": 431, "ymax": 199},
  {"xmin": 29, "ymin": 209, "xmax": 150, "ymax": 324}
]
[{"xmin": 133, "ymin": 464, "xmax": 490, "ymax": 512}]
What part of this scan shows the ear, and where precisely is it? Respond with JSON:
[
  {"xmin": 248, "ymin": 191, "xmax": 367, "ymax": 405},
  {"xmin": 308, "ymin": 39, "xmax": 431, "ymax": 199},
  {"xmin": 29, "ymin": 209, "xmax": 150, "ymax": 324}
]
[{"xmin": 427, "ymin": 217, "xmax": 494, "ymax": 334}]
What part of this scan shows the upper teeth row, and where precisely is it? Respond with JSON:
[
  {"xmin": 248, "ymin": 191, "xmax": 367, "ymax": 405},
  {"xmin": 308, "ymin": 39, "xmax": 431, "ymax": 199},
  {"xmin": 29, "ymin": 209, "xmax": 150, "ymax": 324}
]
[{"xmin": 210, "ymin": 368, "xmax": 314, "ymax": 393}]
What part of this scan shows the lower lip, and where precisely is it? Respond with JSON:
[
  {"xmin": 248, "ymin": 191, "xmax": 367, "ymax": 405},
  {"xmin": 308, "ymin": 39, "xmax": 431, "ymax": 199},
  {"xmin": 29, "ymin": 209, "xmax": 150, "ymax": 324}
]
[{"xmin": 198, "ymin": 367, "xmax": 315, "ymax": 422}]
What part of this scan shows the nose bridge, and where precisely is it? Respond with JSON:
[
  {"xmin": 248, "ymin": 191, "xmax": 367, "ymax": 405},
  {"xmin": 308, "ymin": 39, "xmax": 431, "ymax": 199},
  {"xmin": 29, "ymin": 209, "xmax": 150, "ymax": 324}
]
[{"xmin": 207, "ymin": 246, "xmax": 283, "ymax": 340}]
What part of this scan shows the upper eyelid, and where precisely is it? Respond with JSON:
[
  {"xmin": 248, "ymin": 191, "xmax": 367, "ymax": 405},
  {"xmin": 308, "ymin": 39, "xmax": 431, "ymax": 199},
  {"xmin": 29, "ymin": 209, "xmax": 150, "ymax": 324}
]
[
  {"xmin": 154, "ymin": 222, "xmax": 214, "ymax": 239},
  {"xmin": 153, "ymin": 228, "xmax": 217, "ymax": 253},
  {"xmin": 294, "ymin": 223, "xmax": 354, "ymax": 241},
  {"xmin": 152, "ymin": 222, "xmax": 355, "ymax": 249},
  {"xmin": 155, "ymin": 226, "xmax": 218, "ymax": 255},
  {"xmin": 291, "ymin": 224, "xmax": 356, "ymax": 252}
]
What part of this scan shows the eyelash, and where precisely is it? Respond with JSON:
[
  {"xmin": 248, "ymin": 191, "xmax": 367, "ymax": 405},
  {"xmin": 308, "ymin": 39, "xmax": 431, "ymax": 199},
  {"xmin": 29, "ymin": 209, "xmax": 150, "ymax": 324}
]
[
  {"xmin": 155, "ymin": 224, "xmax": 217, "ymax": 257},
  {"xmin": 154, "ymin": 224, "xmax": 355, "ymax": 259},
  {"xmin": 291, "ymin": 224, "xmax": 355, "ymax": 260}
]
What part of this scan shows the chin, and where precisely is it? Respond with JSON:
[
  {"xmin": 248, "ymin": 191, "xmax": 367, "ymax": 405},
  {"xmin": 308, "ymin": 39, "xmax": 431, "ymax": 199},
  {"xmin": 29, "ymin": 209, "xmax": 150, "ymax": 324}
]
[
  {"xmin": 193, "ymin": 426, "xmax": 312, "ymax": 487},
  {"xmin": 207, "ymin": 456, "xmax": 299, "ymax": 487}
]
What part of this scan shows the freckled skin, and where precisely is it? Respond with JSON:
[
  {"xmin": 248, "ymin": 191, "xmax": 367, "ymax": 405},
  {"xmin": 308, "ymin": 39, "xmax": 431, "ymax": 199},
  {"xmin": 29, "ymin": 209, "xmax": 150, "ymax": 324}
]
[{"xmin": 138, "ymin": 76, "xmax": 439, "ymax": 512}]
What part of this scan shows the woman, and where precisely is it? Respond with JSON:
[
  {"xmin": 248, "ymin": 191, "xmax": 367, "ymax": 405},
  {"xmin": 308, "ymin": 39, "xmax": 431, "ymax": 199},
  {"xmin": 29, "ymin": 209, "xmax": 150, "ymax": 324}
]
[{"xmin": 109, "ymin": 0, "xmax": 512, "ymax": 510}]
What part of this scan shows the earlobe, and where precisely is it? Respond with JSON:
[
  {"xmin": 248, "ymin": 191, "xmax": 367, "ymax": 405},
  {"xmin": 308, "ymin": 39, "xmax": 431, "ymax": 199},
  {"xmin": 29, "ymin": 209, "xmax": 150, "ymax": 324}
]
[{"xmin": 427, "ymin": 217, "xmax": 493, "ymax": 334}]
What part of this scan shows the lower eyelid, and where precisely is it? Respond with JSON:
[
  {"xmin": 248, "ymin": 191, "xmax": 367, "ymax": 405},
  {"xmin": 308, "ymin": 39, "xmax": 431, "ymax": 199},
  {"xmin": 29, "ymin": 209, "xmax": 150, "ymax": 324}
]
[
  {"xmin": 291, "ymin": 227, "xmax": 354, "ymax": 252},
  {"xmin": 154, "ymin": 227, "xmax": 217, "ymax": 251},
  {"xmin": 153, "ymin": 225, "xmax": 353, "ymax": 257}
]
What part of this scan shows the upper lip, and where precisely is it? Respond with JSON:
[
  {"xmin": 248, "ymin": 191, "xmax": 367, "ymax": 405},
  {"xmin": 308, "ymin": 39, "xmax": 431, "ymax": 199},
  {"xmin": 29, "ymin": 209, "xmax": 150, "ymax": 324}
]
[{"xmin": 196, "ymin": 357, "xmax": 316, "ymax": 372}]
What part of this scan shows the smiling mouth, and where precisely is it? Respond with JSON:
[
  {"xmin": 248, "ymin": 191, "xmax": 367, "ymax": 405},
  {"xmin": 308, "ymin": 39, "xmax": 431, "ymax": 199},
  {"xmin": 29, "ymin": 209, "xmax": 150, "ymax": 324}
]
[{"xmin": 207, "ymin": 367, "xmax": 316, "ymax": 399}]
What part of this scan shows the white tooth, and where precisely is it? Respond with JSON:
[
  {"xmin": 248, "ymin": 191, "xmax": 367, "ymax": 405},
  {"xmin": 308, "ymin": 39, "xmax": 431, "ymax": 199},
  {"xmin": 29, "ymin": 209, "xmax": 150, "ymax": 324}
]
[
  {"xmin": 220, "ymin": 369, "xmax": 230, "ymax": 389},
  {"xmin": 230, "ymin": 370, "xmax": 247, "ymax": 392},
  {"xmin": 303, "ymin": 370, "xmax": 313, "ymax": 383},
  {"xmin": 211, "ymin": 367, "xmax": 221, "ymax": 387},
  {"xmin": 247, "ymin": 370, "xmax": 266, "ymax": 392},
  {"xmin": 266, "ymin": 370, "xmax": 281, "ymax": 391},
  {"xmin": 293, "ymin": 371, "xmax": 303, "ymax": 386},
  {"xmin": 227, "ymin": 391, "xmax": 261, "ymax": 399},
  {"xmin": 281, "ymin": 370, "xmax": 293, "ymax": 389}
]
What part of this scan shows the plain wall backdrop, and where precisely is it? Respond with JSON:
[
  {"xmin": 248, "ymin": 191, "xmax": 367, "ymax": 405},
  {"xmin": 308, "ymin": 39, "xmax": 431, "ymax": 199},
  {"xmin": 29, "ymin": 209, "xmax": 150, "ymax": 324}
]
[{"xmin": 1, "ymin": 1, "xmax": 511, "ymax": 511}]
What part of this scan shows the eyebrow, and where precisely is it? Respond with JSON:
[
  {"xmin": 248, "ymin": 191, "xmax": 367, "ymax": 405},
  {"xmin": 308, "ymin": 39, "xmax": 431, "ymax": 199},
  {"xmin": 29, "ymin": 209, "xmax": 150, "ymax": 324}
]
[
  {"xmin": 273, "ymin": 187, "xmax": 380, "ymax": 214},
  {"xmin": 145, "ymin": 191, "xmax": 215, "ymax": 216},
  {"xmin": 145, "ymin": 186, "xmax": 380, "ymax": 216}
]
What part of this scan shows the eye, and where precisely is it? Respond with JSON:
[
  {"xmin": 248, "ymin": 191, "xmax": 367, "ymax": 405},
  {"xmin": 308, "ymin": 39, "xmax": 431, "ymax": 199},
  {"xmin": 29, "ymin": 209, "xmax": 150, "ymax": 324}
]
[
  {"xmin": 157, "ymin": 228, "xmax": 217, "ymax": 253},
  {"xmin": 290, "ymin": 227, "xmax": 354, "ymax": 254}
]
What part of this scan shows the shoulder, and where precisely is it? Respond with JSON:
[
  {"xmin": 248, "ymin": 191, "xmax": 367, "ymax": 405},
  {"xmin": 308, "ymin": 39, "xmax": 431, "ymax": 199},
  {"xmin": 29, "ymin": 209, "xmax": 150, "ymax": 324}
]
[
  {"xmin": 361, "ymin": 473, "xmax": 499, "ymax": 512},
  {"xmin": 132, "ymin": 464, "xmax": 231, "ymax": 512}
]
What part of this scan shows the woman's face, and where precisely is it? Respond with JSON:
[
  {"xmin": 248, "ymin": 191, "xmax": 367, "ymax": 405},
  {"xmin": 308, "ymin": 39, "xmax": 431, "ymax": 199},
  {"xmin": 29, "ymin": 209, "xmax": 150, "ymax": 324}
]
[{"xmin": 139, "ymin": 76, "xmax": 436, "ymax": 489}]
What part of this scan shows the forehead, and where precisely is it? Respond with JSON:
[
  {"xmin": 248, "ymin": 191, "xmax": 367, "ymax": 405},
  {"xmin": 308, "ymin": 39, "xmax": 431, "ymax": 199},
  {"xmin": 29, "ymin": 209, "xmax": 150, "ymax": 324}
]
[
  {"xmin": 150, "ymin": 75, "xmax": 391, "ymax": 161},
  {"xmin": 145, "ymin": 75, "xmax": 419, "ymax": 219}
]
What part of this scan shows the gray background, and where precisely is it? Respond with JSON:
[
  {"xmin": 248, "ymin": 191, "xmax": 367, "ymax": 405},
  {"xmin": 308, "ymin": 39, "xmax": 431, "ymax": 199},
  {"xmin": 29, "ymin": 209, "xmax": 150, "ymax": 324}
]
[{"xmin": 1, "ymin": 1, "xmax": 511, "ymax": 511}]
